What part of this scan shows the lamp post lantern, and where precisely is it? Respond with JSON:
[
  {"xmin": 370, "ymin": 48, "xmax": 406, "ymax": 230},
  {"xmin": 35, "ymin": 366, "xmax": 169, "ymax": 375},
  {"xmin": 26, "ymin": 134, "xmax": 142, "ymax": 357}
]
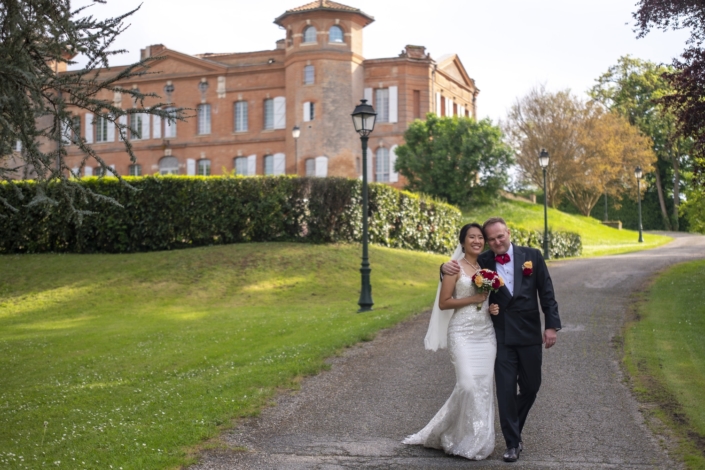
[
  {"xmin": 292, "ymin": 125, "xmax": 300, "ymax": 175},
  {"xmin": 538, "ymin": 149, "xmax": 550, "ymax": 259},
  {"xmin": 635, "ymin": 166, "xmax": 644, "ymax": 243},
  {"xmin": 351, "ymin": 99, "xmax": 377, "ymax": 312}
]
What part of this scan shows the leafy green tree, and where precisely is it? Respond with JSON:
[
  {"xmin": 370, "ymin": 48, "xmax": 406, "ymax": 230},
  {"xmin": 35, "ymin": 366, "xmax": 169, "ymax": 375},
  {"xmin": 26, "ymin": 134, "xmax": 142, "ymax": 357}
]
[
  {"xmin": 394, "ymin": 114, "xmax": 514, "ymax": 207},
  {"xmin": 590, "ymin": 56, "xmax": 691, "ymax": 230},
  {"xmin": 0, "ymin": 0, "xmax": 183, "ymax": 222}
]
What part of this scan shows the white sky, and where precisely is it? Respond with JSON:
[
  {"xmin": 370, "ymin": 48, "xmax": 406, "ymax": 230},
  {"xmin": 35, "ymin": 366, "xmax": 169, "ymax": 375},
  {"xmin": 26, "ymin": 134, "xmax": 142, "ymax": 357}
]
[{"xmin": 70, "ymin": 0, "xmax": 689, "ymax": 123}]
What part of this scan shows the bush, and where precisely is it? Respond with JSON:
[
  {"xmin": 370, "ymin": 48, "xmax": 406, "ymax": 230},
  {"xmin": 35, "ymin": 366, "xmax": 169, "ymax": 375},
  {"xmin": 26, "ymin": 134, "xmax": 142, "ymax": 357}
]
[
  {"xmin": 510, "ymin": 226, "xmax": 582, "ymax": 259},
  {"xmin": 0, "ymin": 176, "xmax": 462, "ymax": 255}
]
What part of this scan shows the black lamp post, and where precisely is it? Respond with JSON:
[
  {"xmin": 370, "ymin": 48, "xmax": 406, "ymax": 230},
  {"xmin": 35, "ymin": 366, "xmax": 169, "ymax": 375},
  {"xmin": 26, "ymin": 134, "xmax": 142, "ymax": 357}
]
[
  {"xmin": 538, "ymin": 148, "xmax": 550, "ymax": 259},
  {"xmin": 292, "ymin": 125, "xmax": 300, "ymax": 175},
  {"xmin": 351, "ymin": 99, "xmax": 377, "ymax": 312},
  {"xmin": 635, "ymin": 166, "xmax": 644, "ymax": 243}
]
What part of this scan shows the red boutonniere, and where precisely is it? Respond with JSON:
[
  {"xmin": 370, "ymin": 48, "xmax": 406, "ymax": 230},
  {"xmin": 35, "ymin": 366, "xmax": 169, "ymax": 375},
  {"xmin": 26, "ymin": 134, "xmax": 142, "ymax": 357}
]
[{"xmin": 522, "ymin": 261, "xmax": 533, "ymax": 277}]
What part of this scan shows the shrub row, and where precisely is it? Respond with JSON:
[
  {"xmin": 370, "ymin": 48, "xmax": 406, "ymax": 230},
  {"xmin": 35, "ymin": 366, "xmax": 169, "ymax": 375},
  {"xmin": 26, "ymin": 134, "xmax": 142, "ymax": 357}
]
[
  {"xmin": 0, "ymin": 176, "xmax": 462, "ymax": 255},
  {"xmin": 509, "ymin": 226, "xmax": 582, "ymax": 259}
]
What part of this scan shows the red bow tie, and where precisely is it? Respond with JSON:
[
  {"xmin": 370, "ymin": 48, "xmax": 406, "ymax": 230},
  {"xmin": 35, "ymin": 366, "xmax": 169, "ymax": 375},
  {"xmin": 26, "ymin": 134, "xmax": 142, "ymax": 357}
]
[{"xmin": 495, "ymin": 253, "xmax": 511, "ymax": 265}]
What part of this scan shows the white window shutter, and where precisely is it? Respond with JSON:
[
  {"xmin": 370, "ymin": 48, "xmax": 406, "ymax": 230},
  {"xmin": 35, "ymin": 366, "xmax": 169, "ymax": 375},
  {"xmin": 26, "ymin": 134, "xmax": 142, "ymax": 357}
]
[
  {"xmin": 71, "ymin": 167, "xmax": 79, "ymax": 177},
  {"xmin": 141, "ymin": 114, "xmax": 150, "ymax": 140},
  {"xmin": 364, "ymin": 87, "xmax": 373, "ymax": 104},
  {"xmin": 85, "ymin": 166, "xmax": 93, "ymax": 177},
  {"xmin": 85, "ymin": 113, "xmax": 94, "ymax": 143},
  {"xmin": 273, "ymin": 96, "xmax": 286, "ymax": 129},
  {"xmin": 303, "ymin": 102, "xmax": 311, "ymax": 122},
  {"xmin": 187, "ymin": 158, "xmax": 196, "ymax": 176},
  {"xmin": 273, "ymin": 153, "xmax": 286, "ymax": 175},
  {"xmin": 389, "ymin": 86, "xmax": 398, "ymax": 123},
  {"xmin": 15, "ymin": 140, "xmax": 22, "ymax": 152},
  {"xmin": 390, "ymin": 145, "xmax": 399, "ymax": 183},
  {"xmin": 117, "ymin": 115, "xmax": 127, "ymax": 141},
  {"xmin": 247, "ymin": 154, "xmax": 257, "ymax": 176},
  {"xmin": 315, "ymin": 156, "xmax": 328, "ymax": 177},
  {"xmin": 435, "ymin": 93, "xmax": 441, "ymax": 116},
  {"xmin": 152, "ymin": 114, "xmax": 161, "ymax": 139}
]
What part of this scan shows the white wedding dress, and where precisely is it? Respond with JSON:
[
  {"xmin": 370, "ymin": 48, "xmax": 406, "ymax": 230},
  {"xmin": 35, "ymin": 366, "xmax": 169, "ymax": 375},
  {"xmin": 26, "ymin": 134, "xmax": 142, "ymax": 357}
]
[{"xmin": 403, "ymin": 269, "xmax": 497, "ymax": 460}]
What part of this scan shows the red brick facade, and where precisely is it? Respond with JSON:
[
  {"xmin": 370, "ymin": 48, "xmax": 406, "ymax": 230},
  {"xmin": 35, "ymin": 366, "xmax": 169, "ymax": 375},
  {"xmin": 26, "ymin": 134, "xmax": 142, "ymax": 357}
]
[{"xmin": 59, "ymin": 0, "xmax": 479, "ymax": 187}]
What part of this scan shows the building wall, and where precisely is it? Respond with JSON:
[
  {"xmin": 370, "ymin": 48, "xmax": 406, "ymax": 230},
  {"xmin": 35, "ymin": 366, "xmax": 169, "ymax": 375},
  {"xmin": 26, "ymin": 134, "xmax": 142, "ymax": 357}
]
[{"xmin": 56, "ymin": 2, "xmax": 478, "ymax": 190}]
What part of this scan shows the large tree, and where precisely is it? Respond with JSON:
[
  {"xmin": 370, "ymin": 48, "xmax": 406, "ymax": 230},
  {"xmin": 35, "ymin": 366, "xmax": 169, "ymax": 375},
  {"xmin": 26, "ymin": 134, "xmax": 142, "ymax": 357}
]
[
  {"xmin": 590, "ymin": 56, "xmax": 691, "ymax": 230},
  {"xmin": 0, "ymin": 0, "xmax": 181, "ymax": 222},
  {"xmin": 505, "ymin": 85, "xmax": 656, "ymax": 213},
  {"xmin": 504, "ymin": 85, "xmax": 587, "ymax": 208},
  {"xmin": 394, "ymin": 114, "xmax": 514, "ymax": 207},
  {"xmin": 566, "ymin": 108, "xmax": 656, "ymax": 216}
]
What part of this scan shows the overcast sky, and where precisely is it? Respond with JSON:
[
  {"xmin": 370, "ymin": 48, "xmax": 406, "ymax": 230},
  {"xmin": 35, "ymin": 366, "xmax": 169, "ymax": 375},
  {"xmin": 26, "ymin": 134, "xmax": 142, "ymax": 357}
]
[{"xmin": 71, "ymin": 0, "xmax": 689, "ymax": 122}]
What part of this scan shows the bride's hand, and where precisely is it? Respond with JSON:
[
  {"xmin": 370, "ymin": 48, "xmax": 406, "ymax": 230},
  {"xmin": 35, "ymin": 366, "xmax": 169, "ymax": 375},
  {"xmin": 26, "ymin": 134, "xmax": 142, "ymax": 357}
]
[
  {"xmin": 468, "ymin": 292, "xmax": 488, "ymax": 304},
  {"xmin": 489, "ymin": 303, "xmax": 499, "ymax": 315}
]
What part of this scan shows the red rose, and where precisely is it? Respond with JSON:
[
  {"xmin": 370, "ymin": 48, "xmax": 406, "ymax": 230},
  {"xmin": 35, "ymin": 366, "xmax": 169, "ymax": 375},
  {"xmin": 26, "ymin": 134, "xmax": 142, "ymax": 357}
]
[
  {"xmin": 491, "ymin": 278, "xmax": 501, "ymax": 289},
  {"xmin": 481, "ymin": 270, "xmax": 492, "ymax": 279},
  {"xmin": 523, "ymin": 267, "xmax": 532, "ymax": 276}
]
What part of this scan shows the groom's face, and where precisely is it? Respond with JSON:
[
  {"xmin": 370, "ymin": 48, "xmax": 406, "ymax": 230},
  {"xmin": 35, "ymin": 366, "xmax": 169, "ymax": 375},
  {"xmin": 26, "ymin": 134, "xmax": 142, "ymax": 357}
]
[{"xmin": 485, "ymin": 222, "xmax": 511, "ymax": 255}]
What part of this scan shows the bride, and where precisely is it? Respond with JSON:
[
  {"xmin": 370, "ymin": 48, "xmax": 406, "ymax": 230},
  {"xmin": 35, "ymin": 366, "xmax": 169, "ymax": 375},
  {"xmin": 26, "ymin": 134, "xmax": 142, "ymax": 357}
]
[{"xmin": 403, "ymin": 222, "xmax": 499, "ymax": 460}]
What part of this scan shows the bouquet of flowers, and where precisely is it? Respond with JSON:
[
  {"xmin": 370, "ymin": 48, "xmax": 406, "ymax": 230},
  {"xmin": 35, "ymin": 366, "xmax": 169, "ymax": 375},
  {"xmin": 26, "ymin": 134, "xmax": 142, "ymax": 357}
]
[{"xmin": 472, "ymin": 269, "xmax": 504, "ymax": 310}]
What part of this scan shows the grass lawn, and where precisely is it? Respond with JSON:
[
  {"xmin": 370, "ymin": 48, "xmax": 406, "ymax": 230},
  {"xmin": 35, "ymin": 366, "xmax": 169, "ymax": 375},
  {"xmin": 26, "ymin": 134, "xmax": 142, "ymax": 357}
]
[
  {"xmin": 0, "ymin": 243, "xmax": 446, "ymax": 469},
  {"xmin": 623, "ymin": 260, "xmax": 705, "ymax": 469},
  {"xmin": 462, "ymin": 198, "xmax": 673, "ymax": 257}
]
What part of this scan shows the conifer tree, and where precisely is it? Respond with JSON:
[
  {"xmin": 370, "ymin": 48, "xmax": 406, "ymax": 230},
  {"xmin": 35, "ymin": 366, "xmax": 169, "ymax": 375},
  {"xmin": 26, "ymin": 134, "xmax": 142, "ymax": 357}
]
[{"xmin": 0, "ymin": 0, "xmax": 182, "ymax": 222}]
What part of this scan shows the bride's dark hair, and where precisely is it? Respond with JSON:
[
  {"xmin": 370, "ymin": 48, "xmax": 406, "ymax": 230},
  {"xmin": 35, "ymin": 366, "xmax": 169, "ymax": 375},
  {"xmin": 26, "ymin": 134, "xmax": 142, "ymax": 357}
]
[{"xmin": 458, "ymin": 223, "xmax": 484, "ymax": 252}]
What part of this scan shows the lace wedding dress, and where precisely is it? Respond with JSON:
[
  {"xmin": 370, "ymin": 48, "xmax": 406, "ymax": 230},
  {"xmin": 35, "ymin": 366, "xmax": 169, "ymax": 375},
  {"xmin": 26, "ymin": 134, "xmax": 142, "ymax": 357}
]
[{"xmin": 403, "ymin": 270, "xmax": 497, "ymax": 460}]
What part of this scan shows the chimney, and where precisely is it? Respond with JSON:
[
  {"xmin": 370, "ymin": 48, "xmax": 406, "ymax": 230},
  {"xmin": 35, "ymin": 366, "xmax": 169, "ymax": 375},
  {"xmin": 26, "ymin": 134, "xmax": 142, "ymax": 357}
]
[{"xmin": 276, "ymin": 39, "xmax": 286, "ymax": 50}]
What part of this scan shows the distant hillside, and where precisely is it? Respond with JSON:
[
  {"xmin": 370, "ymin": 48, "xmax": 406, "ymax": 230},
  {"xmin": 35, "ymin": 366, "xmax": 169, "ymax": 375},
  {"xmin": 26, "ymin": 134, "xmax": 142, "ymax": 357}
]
[{"xmin": 463, "ymin": 198, "xmax": 672, "ymax": 257}]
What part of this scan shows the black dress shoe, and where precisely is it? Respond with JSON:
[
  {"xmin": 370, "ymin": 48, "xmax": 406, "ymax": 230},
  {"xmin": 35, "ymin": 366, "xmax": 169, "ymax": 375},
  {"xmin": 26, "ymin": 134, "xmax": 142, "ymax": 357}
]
[{"xmin": 503, "ymin": 447, "xmax": 519, "ymax": 462}]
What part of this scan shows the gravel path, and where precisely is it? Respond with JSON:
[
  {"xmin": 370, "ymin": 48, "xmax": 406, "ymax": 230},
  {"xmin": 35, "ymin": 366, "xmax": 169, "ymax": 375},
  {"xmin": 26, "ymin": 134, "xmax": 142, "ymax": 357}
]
[{"xmin": 190, "ymin": 233, "xmax": 705, "ymax": 469}]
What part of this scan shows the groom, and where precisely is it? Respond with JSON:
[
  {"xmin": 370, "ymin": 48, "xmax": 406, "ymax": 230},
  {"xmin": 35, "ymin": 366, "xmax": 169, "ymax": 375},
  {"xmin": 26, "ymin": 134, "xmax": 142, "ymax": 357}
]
[{"xmin": 442, "ymin": 217, "xmax": 560, "ymax": 462}]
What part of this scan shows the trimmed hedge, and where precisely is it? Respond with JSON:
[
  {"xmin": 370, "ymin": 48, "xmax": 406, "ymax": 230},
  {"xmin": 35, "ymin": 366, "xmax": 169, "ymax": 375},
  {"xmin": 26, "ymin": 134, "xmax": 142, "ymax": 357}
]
[
  {"xmin": 0, "ymin": 176, "xmax": 462, "ymax": 255},
  {"xmin": 509, "ymin": 226, "xmax": 582, "ymax": 259}
]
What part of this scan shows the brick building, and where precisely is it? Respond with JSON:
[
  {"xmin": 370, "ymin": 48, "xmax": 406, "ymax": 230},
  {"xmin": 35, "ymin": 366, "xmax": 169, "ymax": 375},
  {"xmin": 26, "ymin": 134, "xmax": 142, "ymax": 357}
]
[{"xmin": 61, "ymin": 0, "xmax": 479, "ymax": 186}]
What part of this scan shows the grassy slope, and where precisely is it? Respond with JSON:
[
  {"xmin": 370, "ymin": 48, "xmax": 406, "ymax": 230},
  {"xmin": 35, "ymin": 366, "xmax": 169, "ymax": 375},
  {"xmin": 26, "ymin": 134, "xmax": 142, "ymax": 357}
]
[
  {"xmin": 462, "ymin": 198, "xmax": 672, "ymax": 257},
  {"xmin": 623, "ymin": 260, "xmax": 705, "ymax": 469},
  {"xmin": 0, "ymin": 243, "xmax": 446, "ymax": 469}
]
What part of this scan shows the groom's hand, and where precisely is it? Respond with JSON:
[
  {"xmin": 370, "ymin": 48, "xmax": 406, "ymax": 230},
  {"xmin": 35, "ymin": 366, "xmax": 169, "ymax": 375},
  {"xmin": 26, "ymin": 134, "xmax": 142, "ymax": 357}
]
[
  {"xmin": 441, "ymin": 260, "xmax": 461, "ymax": 276},
  {"xmin": 543, "ymin": 328, "xmax": 557, "ymax": 349}
]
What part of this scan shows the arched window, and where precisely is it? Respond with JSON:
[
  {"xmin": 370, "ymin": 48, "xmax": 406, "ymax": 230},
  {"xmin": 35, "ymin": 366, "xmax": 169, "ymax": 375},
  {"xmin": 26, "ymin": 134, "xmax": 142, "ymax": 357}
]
[
  {"xmin": 234, "ymin": 157, "xmax": 248, "ymax": 176},
  {"xmin": 128, "ymin": 164, "xmax": 142, "ymax": 176},
  {"xmin": 159, "ymin": 156, "xmax": 179, "ymax": 175},
  {"xmin": 303, "ymin": 26, "xmax": 317, "ymax": 43},
  {"xmin": 303, "ymin": 65, "xmax": 314, "ymax": 85},
  {"xmin": 376, "ymin": 147, "xmax": 390, "ymax": 182},
  {"xmin": 329, "ymin": 25, "xmax": 344, "ymax": 43},
  {"xmin": 197, "ymin": 159, "xmax": 211, "ymax": 176},
  {"xmin": 305, "ymin": 158, "xmax": 315, "ymax": 176},
  {"xmin": 263, "ymin": 155, "xmax": 274, "ymax": 175}
]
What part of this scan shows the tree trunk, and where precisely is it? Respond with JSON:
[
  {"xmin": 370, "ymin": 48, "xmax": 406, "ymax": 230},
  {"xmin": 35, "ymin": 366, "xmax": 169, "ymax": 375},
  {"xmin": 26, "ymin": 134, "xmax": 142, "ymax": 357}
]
[
  {"xmin": 672, "ymin": 155, "xmax": 680, "ymax": 231},
  {"xmin": 654, "ymin": 169, "xmax": 672, "ymax": 231}
]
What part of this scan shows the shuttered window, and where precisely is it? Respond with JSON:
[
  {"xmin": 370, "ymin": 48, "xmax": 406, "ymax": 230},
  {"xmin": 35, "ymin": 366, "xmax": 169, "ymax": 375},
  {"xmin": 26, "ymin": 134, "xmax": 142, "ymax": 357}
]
[
  {"xmin": 263, "ymin": 99, "xmax": 274, "ymax": 129},
  {"xmin": 234, "ymin": 101, "xmax": 248, "ymax": 132},
  {"xmin": 197, "ymin": 104, "xmax": 211, "ymax": 135}
]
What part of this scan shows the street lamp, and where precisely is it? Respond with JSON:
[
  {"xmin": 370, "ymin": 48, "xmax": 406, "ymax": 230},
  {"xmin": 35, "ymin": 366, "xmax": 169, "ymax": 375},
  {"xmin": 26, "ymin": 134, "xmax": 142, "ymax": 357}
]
[
  {"xmin": 538, "ymin": 149, "xmax": 550, "ymax": 260},
  {"xmin": 635, "ymin": 166, "xmax": 644, "ymax": 243},
  {"xmin": 292, "ymin": 125, "xmax": 300, "ymax": 175},
  {"xmin": 351, "ymin": 99, "xmax": 377, "ymax": 312}
]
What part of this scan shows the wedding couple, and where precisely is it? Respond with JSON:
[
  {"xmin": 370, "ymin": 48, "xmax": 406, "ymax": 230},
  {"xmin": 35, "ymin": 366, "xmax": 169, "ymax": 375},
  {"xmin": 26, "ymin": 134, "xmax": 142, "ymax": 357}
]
[{"xmin": 403, "ymin": 217, "xmax": 561, "ymax": 462}]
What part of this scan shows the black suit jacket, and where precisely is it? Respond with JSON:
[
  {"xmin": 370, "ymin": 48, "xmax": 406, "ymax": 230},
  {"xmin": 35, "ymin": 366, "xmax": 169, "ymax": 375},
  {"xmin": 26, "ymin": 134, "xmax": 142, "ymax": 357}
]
[{"xmin": 478, "ymin": 244, "xmax": 560, "ymax": 346}]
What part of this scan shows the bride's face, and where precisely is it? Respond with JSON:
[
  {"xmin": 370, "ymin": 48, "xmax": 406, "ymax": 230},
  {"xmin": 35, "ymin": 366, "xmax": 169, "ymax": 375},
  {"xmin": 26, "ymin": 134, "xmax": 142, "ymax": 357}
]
[{"xmin": 463, "ymin": 227, "xmax": 485, "ymax": 255}]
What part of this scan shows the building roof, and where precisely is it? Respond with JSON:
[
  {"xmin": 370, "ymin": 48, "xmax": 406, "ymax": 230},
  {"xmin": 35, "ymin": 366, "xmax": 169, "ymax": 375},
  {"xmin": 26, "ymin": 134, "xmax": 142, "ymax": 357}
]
[{"xmin": 274, "ymin": 0, "xmax": 374, "ymax": 26}]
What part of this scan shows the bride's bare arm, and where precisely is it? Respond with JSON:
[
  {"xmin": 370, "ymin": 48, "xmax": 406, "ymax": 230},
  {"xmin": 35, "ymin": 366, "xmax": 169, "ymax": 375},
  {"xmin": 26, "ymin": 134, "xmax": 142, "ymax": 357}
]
[{"xmin": 438, "ymin": 274, "xmax": 489, "ymax": 310}]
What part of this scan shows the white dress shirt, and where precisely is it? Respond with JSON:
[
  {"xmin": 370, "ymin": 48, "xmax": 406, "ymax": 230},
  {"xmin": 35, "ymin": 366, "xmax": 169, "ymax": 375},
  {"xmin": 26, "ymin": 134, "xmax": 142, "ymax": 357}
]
[{"xmin": 495, "ymin": 243, "xmax": 515, "ymax": 296}]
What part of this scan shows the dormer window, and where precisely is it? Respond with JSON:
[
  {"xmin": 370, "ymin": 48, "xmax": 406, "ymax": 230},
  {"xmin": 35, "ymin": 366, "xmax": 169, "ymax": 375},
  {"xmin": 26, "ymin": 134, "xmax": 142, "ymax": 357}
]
[
  {"xmin": 303, "ymin": 26, "xmax": 317, "ymax": 43},
  {"xmin": 329, "ymin": 25, "xmax": 344, "ymax": 43}
]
